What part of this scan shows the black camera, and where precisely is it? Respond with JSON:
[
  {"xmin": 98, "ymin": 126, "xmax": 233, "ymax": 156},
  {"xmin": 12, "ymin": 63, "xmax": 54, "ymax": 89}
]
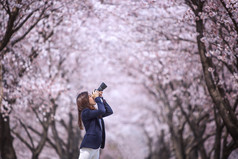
[
  {"xmin": 92, "ymin": 82, "xmax": 107, "ymax": 99},
  {"xmin": 97, "ymin": 82, "xmax": 107, "ymax": 91}
]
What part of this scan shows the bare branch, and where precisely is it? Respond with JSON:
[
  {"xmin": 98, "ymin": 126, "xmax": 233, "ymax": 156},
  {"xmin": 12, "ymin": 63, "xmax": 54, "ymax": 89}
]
[
  {"xmin": 13, "ymin": 7, "xmax": 41, "ymax": 32},
  {"xmin": 11, "ymin": 130, "xmax": 33, "ymax": 151},
  {"xmin": 0, "ymin": 6, "xmax": 19, "ymax": 52},
  {"xmin": 11, "ymin": 7, "xmax": 48, "ymax": 46},
  {"xmin": 27, "ymin": 125, "xmax": 58, "ymax": 152},
  {"xmin": 17, "ymin": 118, "xmax": 35, "ymax": 148},
  {"xmin": 0, "ymin": 0, "xmax": 11, "ymax": 15},
  {"xmin": 32, "ymin": 107, "xmax": 43, "ymax": 126}
]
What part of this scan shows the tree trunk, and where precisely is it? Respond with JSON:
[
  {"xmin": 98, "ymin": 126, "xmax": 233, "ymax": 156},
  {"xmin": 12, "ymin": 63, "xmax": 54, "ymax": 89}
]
[
  {"xmin": 0, "ymin": 62, "xmax": 17, "ymax": 159},
  {"xmin": 171, "ymin": 134, "xmax": 186, "ymax": 159},
  {"xmin": 169, "ymin": 113, "xmax": 185, "ymax": 159},
  {"xmin": 214, "ymin": 108, "xmax": 222, "ymax": 159},
  {"xmin": 32, "ymin": 153, "xmax": 39, "ymax": 159},
  {"xmin": 195, "ymin": 15, "xmax": 238, "ymax": 145},
  {"xmin": 0, "ymin": 115, "xmax": 17, "ymax": 159},
  {"xmin": 187, "ymin": 148, "xmax": 198, "ymax": 159}
]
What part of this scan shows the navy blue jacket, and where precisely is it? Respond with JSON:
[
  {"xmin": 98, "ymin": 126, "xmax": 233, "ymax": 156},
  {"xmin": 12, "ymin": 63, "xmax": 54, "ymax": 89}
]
[{"xmin": 80, "ymin": 97, "xmax": 113, "ymax": 149}]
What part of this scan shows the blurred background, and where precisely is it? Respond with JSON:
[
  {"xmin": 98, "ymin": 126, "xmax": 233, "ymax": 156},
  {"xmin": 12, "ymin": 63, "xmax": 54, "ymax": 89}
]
[{"xmin": 0, "ymin": 0, "xmax": 238, "ymax": 159}]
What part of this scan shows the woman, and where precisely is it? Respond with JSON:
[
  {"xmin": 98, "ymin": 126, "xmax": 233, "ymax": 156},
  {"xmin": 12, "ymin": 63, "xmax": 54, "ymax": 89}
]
[{"xmin": 77, "ymin": 90, "xmax": 113, "ymax": 159}]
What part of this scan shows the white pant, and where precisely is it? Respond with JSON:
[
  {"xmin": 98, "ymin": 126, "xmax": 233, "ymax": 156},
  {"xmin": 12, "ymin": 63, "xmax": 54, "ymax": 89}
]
[{"xmin": 78, "ymin": 148, "xmax": 100, "ymax": 159}]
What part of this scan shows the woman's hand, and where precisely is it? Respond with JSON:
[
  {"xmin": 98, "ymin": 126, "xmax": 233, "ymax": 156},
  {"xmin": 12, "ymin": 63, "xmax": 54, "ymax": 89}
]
[
  {"xmin": 99, "ymin": 91, "xmax": 103, "ymax": 97},
  {"xmin": 92, "ymin": 90, "xmax": 99, "ymax": 99}
]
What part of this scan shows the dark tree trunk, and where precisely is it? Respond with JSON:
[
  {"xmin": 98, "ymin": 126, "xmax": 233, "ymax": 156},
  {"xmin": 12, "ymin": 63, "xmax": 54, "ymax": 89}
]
[
  {"xmin": 0, "ymin": 115, "xmax": 17, "ymax": 159},
  {"xmin": 193, "ymin": 1, "xmax": 238, "ymax": 146}
]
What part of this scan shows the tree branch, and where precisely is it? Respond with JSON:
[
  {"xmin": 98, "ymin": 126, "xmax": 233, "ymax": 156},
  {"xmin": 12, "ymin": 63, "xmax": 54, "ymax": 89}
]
[
  {"xmin": 0, "ymin": 6, "xmax": 19, "ymax": 52},
  {"xmin": 11, "ymin": 7, "xmax": 48, "ymax": 46},
  {"xmin": 0, "ymin": 0, "xmax": 11, "ymax": 15},
  {"xmin": 220, "ymin": 0, "xmax": 238, "ymax": 34},
  {"xmin": 27, "ymin": 125, "xmax": 58, "ymax": 152},
  {"xmin": 11, "ymin": 130, "xmax": 33, "ymax": 151},
  {"xmin": 17, "ymin": 118, "xmax": 35, "ymax": 149},
  {"xmin": 13, "ymin": 7, "xmax": 41, "ymax": 32}
]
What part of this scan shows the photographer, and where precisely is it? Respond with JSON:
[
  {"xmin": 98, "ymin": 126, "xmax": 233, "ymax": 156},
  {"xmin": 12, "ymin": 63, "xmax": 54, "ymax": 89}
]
[{"xmin": 76, "ymin": 84, "xmax": 113, "ymax": 159}]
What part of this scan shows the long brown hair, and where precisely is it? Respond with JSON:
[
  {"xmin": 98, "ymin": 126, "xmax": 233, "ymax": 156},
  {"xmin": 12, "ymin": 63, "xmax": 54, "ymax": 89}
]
[{"xmin": 76, "ymin": 91, "xmax": 95, "ymax": 130}]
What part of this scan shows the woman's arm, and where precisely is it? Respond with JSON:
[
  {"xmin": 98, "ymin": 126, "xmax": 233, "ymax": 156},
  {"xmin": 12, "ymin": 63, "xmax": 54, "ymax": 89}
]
[
  {"xmin": 102, "ymin": 99, "xmax": 113, "ymax": 117},
  {"xmin": 82, "ymin": 97, "xmax": 106, "ymax": 120}
]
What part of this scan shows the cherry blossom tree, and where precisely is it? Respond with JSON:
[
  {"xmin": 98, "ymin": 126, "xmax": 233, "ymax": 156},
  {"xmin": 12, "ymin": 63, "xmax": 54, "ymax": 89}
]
[
  {"xmin": 95, "ymin": 0, "xmax": 238, "ymax": 158},
  {"xmin": 0, "ymin": 0, "xmax": 63, "ymax": 158},
  {"xmin": 1, "ymin": 0, "xmax": 237, "ymax": 159},
  {"xmin": 183, "ymin": 0, "xmax": 238, "ymax": 145}
]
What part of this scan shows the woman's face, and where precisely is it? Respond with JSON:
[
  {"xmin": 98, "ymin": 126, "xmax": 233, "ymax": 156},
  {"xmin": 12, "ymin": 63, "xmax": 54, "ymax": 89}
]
[{"xmin": 88, "ymin": 94, "xmax": 96, "ymax": 105}]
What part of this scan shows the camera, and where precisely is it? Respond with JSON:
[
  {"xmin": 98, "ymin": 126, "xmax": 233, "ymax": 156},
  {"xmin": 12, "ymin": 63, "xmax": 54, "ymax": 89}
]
[
  {"xmin": 97, "ymin": 82, "xmax": 107, "ymax": 91},
  {"xmin": 92, "ymin": 82, "xmax": 107, "ymax": 99}
]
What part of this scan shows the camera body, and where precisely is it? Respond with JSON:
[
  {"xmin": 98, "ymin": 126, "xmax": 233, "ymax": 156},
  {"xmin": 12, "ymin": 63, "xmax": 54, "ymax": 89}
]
[
  {"xmin": 97, "ymin": 82, "xmax": 107, "ymax": 91},
  {"xmin": 92, "ymin": 82, "xmax": 107, "ymax": 99}
]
